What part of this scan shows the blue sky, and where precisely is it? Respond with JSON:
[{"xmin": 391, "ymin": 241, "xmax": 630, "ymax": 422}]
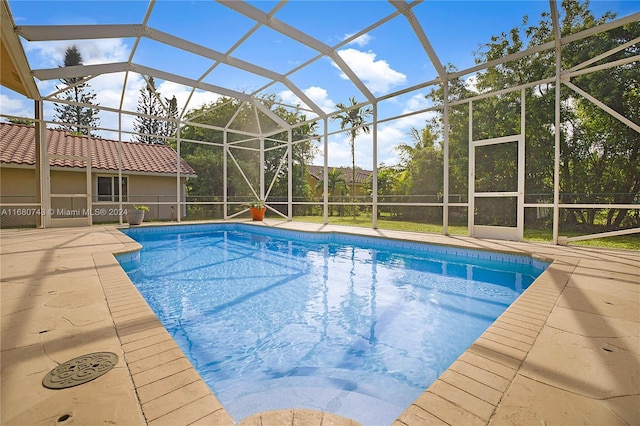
[{"xmin": 1, "ymin": 0, "xmax": 638, "ymax": 168}]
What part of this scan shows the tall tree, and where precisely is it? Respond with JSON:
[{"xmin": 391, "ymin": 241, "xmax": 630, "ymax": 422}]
[
  {"xmin": 177, "ymin": 96, "xmax": 318, "ymax": 216},
  {"xmin": 412, "ymin": 0, "xmax": 638, "ymax": 230},
  {"xmin": 332, "ymin": 97, "xmax": 372, "ymax": 217},
  {"xmin": 421, "ymin": 65, "xmax": 473, "ymax": 206},
  {"xmin": 163, "ymin": 95, "xmax": 179, "ymax": 143},
  {"xmin": 134, "ymin": 77, "xmax": 166, "ymax": 144},
  {"xmin": 53, "ymin": 45, "xmax": 100, "ymax": 136},
  {"xmin": 178, "ymin": 98, "xmax": 243, "ymax": 199},
  {"xmin": 473, "ymin": 0, "xmax": 639, "ymax": 229},
  {"xmin": 395, "ymin": 126, "xmax": 444, "ymax": 220},
  {"xmin": 362, "ymin": 165, "xmax": 403, "ymax": 217},
  {"xmin": 267, "ymin": 101, "xmax": 319, "ymax": 215},
  {"xmin": 397, "ymin": 126, "xmax": 444, "ymax": 197}
]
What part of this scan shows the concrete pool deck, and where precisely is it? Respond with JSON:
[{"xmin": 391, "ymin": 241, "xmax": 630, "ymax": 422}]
[{"xmin": 1, "ymin": 220, "xmax": 638, "ymax": 425}]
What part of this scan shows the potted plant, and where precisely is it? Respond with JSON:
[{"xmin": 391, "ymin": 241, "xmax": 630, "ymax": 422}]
[
  {"xmin": 248, "ymin": 199, "xmax": 266, "ymax": 221},
  {"xmin": 127, "ymin": 205, "xmax": 149, "ymax": 225}
]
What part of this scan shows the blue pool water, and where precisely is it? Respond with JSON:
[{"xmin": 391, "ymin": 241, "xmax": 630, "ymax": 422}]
[{"xmin": 118, "ymin": 224, "xmax": 548, "ymax": 424}]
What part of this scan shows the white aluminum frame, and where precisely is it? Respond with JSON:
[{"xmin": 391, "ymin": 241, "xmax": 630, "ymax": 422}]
[
  {"xmin": 468, "ymin": 88, "xmax": 526, "ymax": 241},
  {"xmin": 0, "ymin": 0, "xmax": 637, "ymax": 243}
]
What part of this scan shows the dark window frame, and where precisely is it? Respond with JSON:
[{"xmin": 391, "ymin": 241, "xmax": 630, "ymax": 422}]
[{"xmin": 97, "ymin": 176, "xmax": 128, "ymax": 202}]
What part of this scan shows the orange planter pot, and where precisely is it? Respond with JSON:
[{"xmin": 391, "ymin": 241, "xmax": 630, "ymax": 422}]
[{"xmin": 250, "ymin": 207, "xmax": 266, "ymax": 221}]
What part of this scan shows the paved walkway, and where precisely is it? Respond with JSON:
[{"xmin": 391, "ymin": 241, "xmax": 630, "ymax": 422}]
[{"xmin": 1, "ymin": 221, "xmax": 638, "ymax": 425}]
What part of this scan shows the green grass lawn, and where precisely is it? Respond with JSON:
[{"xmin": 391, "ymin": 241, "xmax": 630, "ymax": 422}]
[{"xmin": 292, "ymin": 215, "xmax": 640, "ymax": 250}]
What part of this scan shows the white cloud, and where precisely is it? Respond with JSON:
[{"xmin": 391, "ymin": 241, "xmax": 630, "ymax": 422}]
[
  {"xmin": 277, "ymin": 86, "xmax": 335, "ymax": 115},
  {"xmin": 404, "ymin": 93, "xmax": 429, "ymax": 112},
  {"xmin": 278, "ymin": 90, "xmax": 301, "ymax": 107},
  {"xmin": 323, "ymin": 124, "xmax": 401, "ymax": 169},
  {"xmin": 0, "ymin": 93, "xmax": 32, "ymax": 118},
  {"xmin": 343, "ymin": 33, "xmax": 372, "ymax": 47},
  {"xmin": 465, "ymin": 74, "xmax": 479, "ymax": 93},
  {"xmin": 374, "ymin": 125, "xmax": 402, "ymax": 164},
  {"xmin": 334, "ymin": 48, "xmax": 406, "ymax": 94},
  {"xmin": 329, "ymin": 127, "xmax": 398, "ymax": 169},
  {"xmin": 325, "ymin": 137, "xmax": 353, "ymax": 167},
  {"xmin": 304, "ymin": 86, "xmax": 335, "ymax": 113},
  {"xmin": 25, "ymin": 39, "xmax": 129, "ymax": 69}
]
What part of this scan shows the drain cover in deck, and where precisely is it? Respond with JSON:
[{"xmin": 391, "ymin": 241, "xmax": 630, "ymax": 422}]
[{"xmin": 42, "ymin": 352, "xmax": 118, "ymax": 389}]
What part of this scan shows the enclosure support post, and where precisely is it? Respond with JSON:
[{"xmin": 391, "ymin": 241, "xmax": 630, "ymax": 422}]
[
  {"xmin": 86, "ymin": 137, "xmax": 92, "ymax": 226},
  {"xmin": 550, "ymin": 0, "xmax": 562, "ymax": 245},
  {"xmin": 223, "ymin": 130, "xmax": 228, "ymax": 219},
  {"xmin": 34, "ymin": 100, "xmax": 42, "ymax": 228},
  {"xmin": 288, "ymin": 128, "xmax": 293, "ymax": 221},
  {"xmin": 36, "ymin": 100, "xmax": 51, "ymax": 229},
  {"xmin": 467, "ymin": 100, "xmax": 474, "ymax": 237},
  {"xmin": 118, "ymin": 113, "xmax": 123, "ymax": 225},
  {"xmin": 372, "ymin": 102, "xmax": 378, "ymax": 229},
  {"xmin": 176, "ymin": 129, "xmax": 182, "ymax": 222},
  {"xmin": 443, "ymin": 81, "xmax": 450, "ymax": 235},
  {"xmin": 517, "ymin": 87, "xmax": 526, "ymax": 241},
  {"xmin": 260, "ymin": 137, "xmax": 265, "ymax": 202},
  {"xmin": 34, "ymin": 101, "xmax": 40, "ymax": 227},
  {"xmin": 323, "ymin": 119, "xmax": 329, "ymax": 225}
]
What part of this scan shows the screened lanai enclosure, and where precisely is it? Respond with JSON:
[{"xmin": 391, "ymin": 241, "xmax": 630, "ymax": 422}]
[{"xmin": 1, "ymin": 0, "xmax": 638, "ymax": 244}]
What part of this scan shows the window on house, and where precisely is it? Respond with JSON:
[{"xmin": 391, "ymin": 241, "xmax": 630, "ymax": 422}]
[{"xmin": 97, "ymin": 176, "xmax": 128, "ymax": 202}]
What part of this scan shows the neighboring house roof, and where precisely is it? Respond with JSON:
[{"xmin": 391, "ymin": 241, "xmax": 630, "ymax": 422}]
[
  {"xmin": 307, "ymin": 164, "xmax": 372, "ymax": 185},
  {"xmin": 0, "ymin": 122, "xmax": 197, "ymax": 177}
]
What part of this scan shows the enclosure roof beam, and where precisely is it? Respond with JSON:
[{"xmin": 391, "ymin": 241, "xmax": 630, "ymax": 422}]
[
  {"xmin": 560, "ymin": 12, "xmax": 640, "ymax": 44},
  {"xmin": 33, "ymin": 62, "xmax": 251, "ymax": 101},
  {"xmin": 132, "ymin": 64, "xmax": 250, "ymax": 101},
  {"xmin": 146, "ymin": 27, "xmax": 283, "ymax": 81},
  {"xmin": 251, "ymin": 98, "xmax": 292, "ymax": 131},
  {"xmin": 17, "ymin": 24, "xmax": 144, "ymax": 41},
  {"xmin": 145, "ymin": 27, "xmax": 293, "ymax": 127},
  {"xmin": 281, "ymin": 78, "xmax": 327, "ymax": 119},
  {"xmin": 218, "ymin": 0, "xmax": 376, "ymax": 103},
  {"xmin": 33, "ymin": 62, "xmax": 131, "ymax": 81},
  {"xmin": 565, "ymin": 81, "xmax": 640, "ymax": 134},
  {"xmin": 389, "ymin": 0, "xmax": 447, "ymax": 81},
  {"xmin": 218, "ymin": 0, "xmax": 331, "ymax": 55}
]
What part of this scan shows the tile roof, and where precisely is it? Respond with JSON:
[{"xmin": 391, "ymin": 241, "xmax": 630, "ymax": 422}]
[
  {"xmin": 307, "ymin": 164, "xmax": 372, "ymax": 184},
  {"xmin": 0, "ymin": 122, "xmax": 196, "ymax": 176}
]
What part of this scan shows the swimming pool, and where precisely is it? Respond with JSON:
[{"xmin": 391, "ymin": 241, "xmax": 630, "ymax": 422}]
[{"xmin": 118, "ymin": 223, "xmax": 548, "ymax": 424}]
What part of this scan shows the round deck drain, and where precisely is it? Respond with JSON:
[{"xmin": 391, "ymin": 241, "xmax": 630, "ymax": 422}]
[{"xmin": 43, "ymin": 352, "xmax": 118, "ymax": 389}]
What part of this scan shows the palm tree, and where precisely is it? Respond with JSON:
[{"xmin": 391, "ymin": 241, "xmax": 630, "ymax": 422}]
[{"xmin": 332, "ymin": 97, "xmax": 372, "ymax": 217}]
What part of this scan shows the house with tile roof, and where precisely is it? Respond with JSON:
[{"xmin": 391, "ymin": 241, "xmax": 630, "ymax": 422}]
[
  {"xmin": 1, "ymin": 122, "xmax": 196, "ymax": 227},
  {"xmin": 306, "ymin": 164, "xmax": 372, "ymax": 198}
]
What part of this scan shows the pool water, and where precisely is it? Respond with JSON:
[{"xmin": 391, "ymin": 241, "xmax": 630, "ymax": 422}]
[{"xmin": 118, "ymin": 224, "xmax": 548, "ymax": 424}]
